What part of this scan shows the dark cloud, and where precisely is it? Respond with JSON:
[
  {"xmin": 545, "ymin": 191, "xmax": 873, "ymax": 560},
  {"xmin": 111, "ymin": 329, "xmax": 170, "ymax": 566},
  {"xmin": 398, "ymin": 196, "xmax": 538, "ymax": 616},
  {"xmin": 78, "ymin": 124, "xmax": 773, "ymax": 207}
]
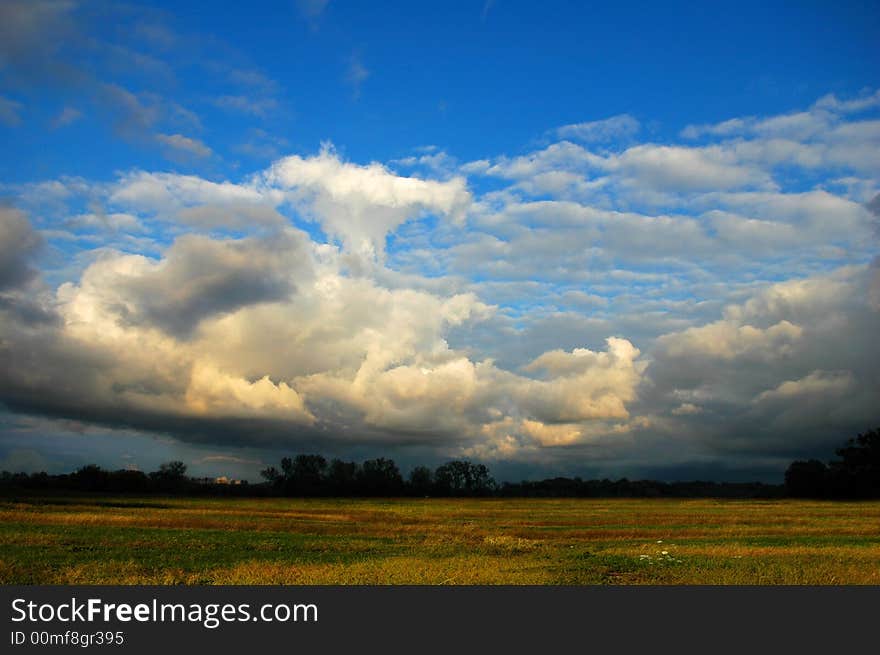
[
  {"xmin": 868, "ymin": 193, "xmax": 880, "ymax": 240},
  {"xmin": 0, "ymin": 208, "xmax": 43, "ymax": 291},
  {"xmin": 0, "ymin": 295, "xmax": 59, "ymax": 327},
  {"xmin": 639, "ymin": 266, "xmax": 880, "ymax": 461},
  {"xmin": 88, "ymin": 231, "xmax": 306, "ymax": 338},
  {"xmin": 867, "ymin": 193, "xmax": 880, "ymax": 217},
  {"xmin": 0, "ymin": 0, "xmax": 82, "ymax": 87}
]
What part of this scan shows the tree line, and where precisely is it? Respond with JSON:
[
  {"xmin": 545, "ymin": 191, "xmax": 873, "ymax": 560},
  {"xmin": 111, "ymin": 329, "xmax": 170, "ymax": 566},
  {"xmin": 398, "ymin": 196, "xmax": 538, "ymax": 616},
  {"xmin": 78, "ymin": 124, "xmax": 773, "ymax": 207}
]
[
  {"xmin": 1, "ymin": 427, "xmax": 876, "ymax": 498},
  {"xmin": 784, "ymin": 428, "xmax": 880, "ymax": 498},
  {"xmin": 260, "ymin": 456, "xmax": 496, "ymax": 496}
]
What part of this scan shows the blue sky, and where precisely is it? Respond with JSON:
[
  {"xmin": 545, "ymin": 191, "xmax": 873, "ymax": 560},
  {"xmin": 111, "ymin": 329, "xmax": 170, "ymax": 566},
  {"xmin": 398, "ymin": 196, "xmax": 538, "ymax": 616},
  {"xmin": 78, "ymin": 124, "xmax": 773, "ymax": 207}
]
[{"xmin": 0, "ymin": 0, "xmax": 878, "ymax": 482}]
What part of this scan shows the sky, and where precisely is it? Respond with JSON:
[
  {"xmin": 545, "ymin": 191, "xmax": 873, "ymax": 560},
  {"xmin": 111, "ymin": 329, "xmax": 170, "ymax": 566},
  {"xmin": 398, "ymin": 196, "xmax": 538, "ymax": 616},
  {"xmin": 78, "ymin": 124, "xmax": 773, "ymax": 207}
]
[{"xmin": 0, "ymin": 0, "xmax": 878, "ymax": 483}]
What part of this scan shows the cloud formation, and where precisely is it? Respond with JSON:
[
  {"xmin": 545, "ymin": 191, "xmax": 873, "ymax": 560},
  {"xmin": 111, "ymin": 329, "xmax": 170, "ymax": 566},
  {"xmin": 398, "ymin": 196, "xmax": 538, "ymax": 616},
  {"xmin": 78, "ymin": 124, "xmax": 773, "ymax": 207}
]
[
  {"xmin": 264, "ymin": 146, "xmax": 471, "ymax": 258},
  {"xmin": 2, "ymin": 91, "xmax": 879, "ymax": 478}
]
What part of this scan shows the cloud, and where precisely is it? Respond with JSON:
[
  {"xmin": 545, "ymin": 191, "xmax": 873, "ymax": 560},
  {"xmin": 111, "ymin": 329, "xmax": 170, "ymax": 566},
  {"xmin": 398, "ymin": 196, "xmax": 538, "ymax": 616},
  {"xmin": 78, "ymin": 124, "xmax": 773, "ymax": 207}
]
[
  {"xmin": 813, "ymin": 90, "xmax": 880, "ymax": 114},
  {"xmin": 0, "ymin": 207, "xmax": 649, "ymax": 455},
  {"xmin": 614, "ymin": 144, "xmax": 771, "ymax": 192},
  {"xmin": 175, "ymin": 204, "xmax": 286, "ymax": 230},
  {"xmin": 0, "ymin": 96, "xmax": 23, "ymax": 126},
  {"xmin": 156, "ymin": 133, "xmax": 213, "ymax": 159},
  {"xmin": 681, "ymin": 117, "xmax": 750, "ymax": 140},
  {"xmin": 655, "ymin": 320, "xmax": 803, "ymax": 361},
  {"xmin": 345, "ymin": 55, "xmax": 369, "ymax": 98},
  {"xmin": 63, "ymin": 230, "xmax": 306, "ymax": 338},
  {"xmin": 754, "ymin": 370, "xmax": 854, "ymax": 404},
  {"xmin": 644, "ymin": 264, "xmax": 879, "ymax": 458},
  {"xmin": 263, "ymin": 145, "xmax": 471, "ymax": 258},
  {"xmin": 0, "ymin": 0, "xmax": 79, "ymax": 84},
  {"xmin": 213, "ymin": 95, "xmax": 277, "ymax": 117},
  {"xmin": 2, "ymin": 90, "xmax": 879, "ymax": 476},
  {"xmin": 517, "ymin": 337, "xmax": 643, "ymax": 423},
  {"xmin": 556, "ymin": 114, "xmax": 640, "ymax": 143},
  {"xmin": 0, "ymin": 208, "xmax": 43, "ymax": 291},
  {"xmin": 110, "ymin": 171, "xmax": 266, "ymax": 214},
  {"xmin": 50, "ymin": 105, "xmax": 81, "ymax": 128},
  {"xmin": 62, "ymin": 211, "xmax": 144, "ymax": 234},
  {"xmin": 186, "ymin": 362, "xmax": 313, "ymax": 422}
]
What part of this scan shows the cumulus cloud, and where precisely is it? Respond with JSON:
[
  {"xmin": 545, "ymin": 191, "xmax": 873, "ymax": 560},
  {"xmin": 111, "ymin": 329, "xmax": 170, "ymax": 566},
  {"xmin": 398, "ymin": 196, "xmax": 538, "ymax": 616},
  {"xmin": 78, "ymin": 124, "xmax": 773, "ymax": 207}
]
[
  {"xmin": 754, "ymin": 370, "xmax": 854, "ymax": 404},
  {"xmin": 517, "ymin": 337, "xmax": 643, "ymax": 423},
  {"xmin": 2, "ymin": 90, "xmax": 879, "ymax": 477},
  {"xmin": 264, "ymin": 145, "xmax": 471, "ymax": 258},
  {"xmin": 0, "ymin": 207, "xmax": 647, "ymax": 455},
  {"xmin": 61, "ymin": 230, "xmax": 306, "ymax": 338},
  {"xmin": 644, "ymin": 264, "xmax": 879, "ymax": 459},
  {"xmin": 655, "ymin": 320, "xmax": 803, "ymax": 361}
]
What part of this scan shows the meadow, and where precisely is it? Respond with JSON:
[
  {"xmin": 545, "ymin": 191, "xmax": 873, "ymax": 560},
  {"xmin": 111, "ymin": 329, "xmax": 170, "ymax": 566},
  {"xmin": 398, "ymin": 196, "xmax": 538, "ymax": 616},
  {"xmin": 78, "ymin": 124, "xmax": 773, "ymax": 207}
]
[{"xmin": 1, "ymin": 495, "xmax": 879, "ymax": 585}]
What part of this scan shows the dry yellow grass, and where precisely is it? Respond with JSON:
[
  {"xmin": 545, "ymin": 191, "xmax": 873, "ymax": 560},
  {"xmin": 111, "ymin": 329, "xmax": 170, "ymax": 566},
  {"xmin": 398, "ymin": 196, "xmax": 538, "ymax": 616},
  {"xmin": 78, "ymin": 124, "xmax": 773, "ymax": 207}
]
[{"xmin": 2, "ymin": 496, "xmax": 879, "ymax": 584}]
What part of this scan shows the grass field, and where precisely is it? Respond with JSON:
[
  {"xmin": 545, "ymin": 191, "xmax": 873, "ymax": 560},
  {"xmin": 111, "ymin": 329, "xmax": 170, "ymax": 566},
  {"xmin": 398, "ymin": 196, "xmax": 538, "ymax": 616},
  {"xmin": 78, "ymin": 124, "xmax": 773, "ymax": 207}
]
[{"xmin": 1, "ymin": 495, "xmax": 879, "ymax": 584}]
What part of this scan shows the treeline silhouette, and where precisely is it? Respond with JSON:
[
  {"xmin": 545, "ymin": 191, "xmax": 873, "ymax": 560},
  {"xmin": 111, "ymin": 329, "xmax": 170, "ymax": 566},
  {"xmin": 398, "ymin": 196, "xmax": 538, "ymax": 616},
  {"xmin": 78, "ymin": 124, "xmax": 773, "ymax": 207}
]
[
  {"xmin": 785, "ymin": 428, "xmax": 880, "ymax": 498},
  {"xmin": 1, "ymin": 427, "xmax": 876, "ymax": 498},
  {"xmin": 0, "ymin": 456, "xmax": 781, "ymax": 498},
  {"xmin": 0, "ymin": 461, "xmax": 249, "ymax": 495},
  {"xmin": 259, "ymin": 456, "xmax": 496, "ymax": 496}
]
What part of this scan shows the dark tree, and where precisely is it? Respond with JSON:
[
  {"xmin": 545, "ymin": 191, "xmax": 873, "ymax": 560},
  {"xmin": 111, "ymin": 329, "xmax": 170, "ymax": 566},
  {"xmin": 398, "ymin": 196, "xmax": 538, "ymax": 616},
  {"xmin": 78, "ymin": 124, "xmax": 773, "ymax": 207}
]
[
  {"xmin": 260, "ymin": 466, "xmax": 282, "ymax": 484},
  {"xmin": 107, "ymin": 469, "xmax": 151, "ymax": 492},
  {"xmin": 469, "ymin": 463, "xmax": 495, "ymax": 495},
  {"xmin": 358, "ymin": 458, "xmax": 403, "ymax": 495},
  {"xmin": 71, "ymin": 464, "xmax": 109, "ymax": 491},
  {"xmin": 280, "ymin": 457, "xmax": 294, "ymax": 479},
  {"xmin": 434, "ymin": 460, "xmax": 496, "ymax": 495},
  {"xmin": 289, "ymin": 454, "xmax": 328, "ymax": 494},
  {"xmin": 784, "ymin": 459, "xmax": 827, "ymax": 498},
  {"xmin": 828, "ymin": 428, "xmax": 880, "ymax": 497},
  {"xmin": 156, "ymin": 461, "xmax": 187, "ymax": 480},
  {"xmin": 327, "ymin": 459, "xmax": 359, "ymax": 495},
  {"xmin": 149, "ymin": 460, "xmax": 188, "ymax": 490},
  {"xmin": 408, "ymin": 465, "xmax": 434, "ymax": 495}
]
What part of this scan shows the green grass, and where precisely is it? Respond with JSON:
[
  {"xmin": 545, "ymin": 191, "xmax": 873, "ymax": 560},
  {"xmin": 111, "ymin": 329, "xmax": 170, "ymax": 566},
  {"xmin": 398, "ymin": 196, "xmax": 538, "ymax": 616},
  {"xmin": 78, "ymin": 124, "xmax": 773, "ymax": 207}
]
[{"xmin": 1, "ymin": 495, "xmax": 879, "ymax": 584}]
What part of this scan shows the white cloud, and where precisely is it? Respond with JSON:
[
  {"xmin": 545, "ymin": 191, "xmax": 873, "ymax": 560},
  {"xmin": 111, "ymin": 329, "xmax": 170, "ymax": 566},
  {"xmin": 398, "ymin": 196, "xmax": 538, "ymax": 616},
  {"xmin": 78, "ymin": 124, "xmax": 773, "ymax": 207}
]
[
  {"xmin": 754, "ymin": 370, "xmax": 854, "ymax": 404},
  {"xmin": 264, "ymin": 145, "xmax": 471, "ymax": 258},
  {"xmin": 156, "ymin": 133, "xmax": 213, "ymax": 159},
  {"xmin": 556, "ymin": 114, "xmax": 640, "ymax": 143},
  {"xmin": 186, "ymin": 362, "xmax": 313, "ymax": 422},
  {"xmin": 110, "ymin": 171, "xmax": 267, "ymax": 213},
  {"xmin": 655, "ymin": 319, "xmax": 803, "ymax": 361},
  {"xmin": 614, "ymin": 144, "xmax": 771, "ymax": 191},
  {"xmin": 3, "ymin": 90, "xmax": 879, "ymax": 471}
]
